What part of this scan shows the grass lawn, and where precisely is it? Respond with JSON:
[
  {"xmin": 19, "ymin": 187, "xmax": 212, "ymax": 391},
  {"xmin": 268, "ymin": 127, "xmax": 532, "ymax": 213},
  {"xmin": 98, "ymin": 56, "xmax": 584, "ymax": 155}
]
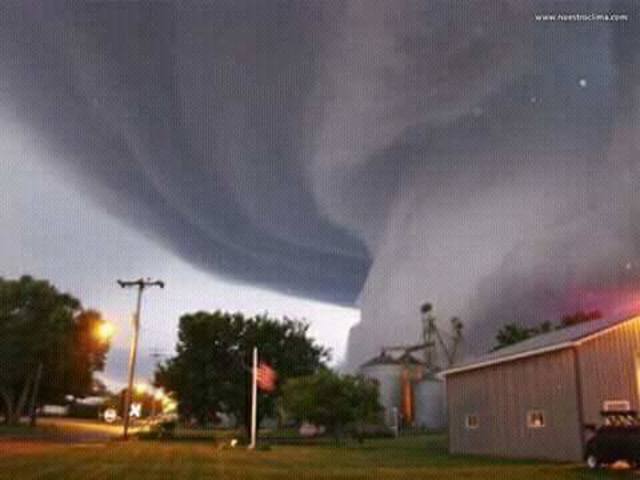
[
  {"xmin": 0, "ymin": 424, "xmax": 60, "ymax": 440},
  {"xmin": 0, "ymin": 434, "xmax": 634, "ymax": 479}
]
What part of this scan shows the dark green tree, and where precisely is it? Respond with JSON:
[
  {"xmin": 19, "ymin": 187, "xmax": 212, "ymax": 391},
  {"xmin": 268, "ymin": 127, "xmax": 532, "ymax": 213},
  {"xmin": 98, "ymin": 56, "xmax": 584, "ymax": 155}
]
[
  {"xmin": 492, "ymin": 321, "xmax": 553, "ymax": 351},
  {"xmin": 41, "ymin": 309, "xmax": 111, "ymax": 401},
  {"xmin": 560, "ymin": 310, "xmax": 602, "ymax": 328},
  {"xmin": 493, "ymin": 310, "xmax": 603, "ymax": 351},
  {"xmin": 0, "ymin": 276, "xmax": 110, "ymax": 424},
  {"xmin": 281, "ymin": 369, "xmax": 382, "ymax": 440},
  {"xmin": 154, "ymin": 311, "xmax": 328, "ymax": 429},
  {"xmin": 493, "ymin": 323, "xmax": 538, "ymax": 351}
]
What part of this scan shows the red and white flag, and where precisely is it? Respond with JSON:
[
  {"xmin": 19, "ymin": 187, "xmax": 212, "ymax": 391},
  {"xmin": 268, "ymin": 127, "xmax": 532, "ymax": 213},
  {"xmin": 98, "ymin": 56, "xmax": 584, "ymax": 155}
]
[
  {"xmin": 249, "ymin": 348, "xmax": 276, "ymax": 449},
  {"xmin": 256, "ymin": 362, "xmax": 277, "ymax": 392}
]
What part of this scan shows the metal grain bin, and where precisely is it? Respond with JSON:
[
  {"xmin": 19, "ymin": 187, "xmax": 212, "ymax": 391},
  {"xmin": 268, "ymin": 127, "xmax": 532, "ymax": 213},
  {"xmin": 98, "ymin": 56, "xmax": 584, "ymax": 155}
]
[
  {"xmin": 414, "ymin": 375, "xmax": 446, "ymax": 430},
  {"xmin": 359, "ymin": 352, "xmax": 404, "ymax": 426}
]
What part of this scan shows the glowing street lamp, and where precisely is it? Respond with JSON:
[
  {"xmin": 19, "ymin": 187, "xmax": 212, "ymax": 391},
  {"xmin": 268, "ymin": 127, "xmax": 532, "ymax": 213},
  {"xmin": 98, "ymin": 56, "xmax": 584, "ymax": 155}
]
[
  {"xmin": 96, "ymin": 321, "xmax": 115, "ymax": 342},
  {"xmin": 134, "ymin": 383, "xmax": 149, "ymax": 395}
]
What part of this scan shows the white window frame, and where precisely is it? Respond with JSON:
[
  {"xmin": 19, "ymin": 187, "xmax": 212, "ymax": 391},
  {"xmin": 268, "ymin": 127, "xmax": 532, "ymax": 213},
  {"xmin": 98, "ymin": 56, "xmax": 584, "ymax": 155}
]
[
  {"xmin": 527, "ymin": 410, "xmax": 546, "ymax": 429},
  {"xmin": 465, "ymin": 414, "xmax": 479, "ymax": 430},
  {"xmin": 603, "ymin": 400, "xmax": 631, "ymax": 412}
]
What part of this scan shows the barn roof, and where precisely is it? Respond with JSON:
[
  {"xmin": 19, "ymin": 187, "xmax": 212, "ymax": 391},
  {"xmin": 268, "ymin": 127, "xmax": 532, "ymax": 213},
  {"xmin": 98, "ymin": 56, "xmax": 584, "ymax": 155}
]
[{"xmin": 442, "ymin": 314, "xmax": 640, "ymax": 376}]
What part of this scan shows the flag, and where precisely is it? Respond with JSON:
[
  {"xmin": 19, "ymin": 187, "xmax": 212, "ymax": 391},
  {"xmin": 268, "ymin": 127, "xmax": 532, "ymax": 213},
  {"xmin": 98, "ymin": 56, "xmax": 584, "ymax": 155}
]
[
  {"xmin": 249, "ymin": 348, "xmax": 275, "ymax": 449},
  {"xmin": 256, "ymin": 361, "xmax": 277, "ymax": 392}
]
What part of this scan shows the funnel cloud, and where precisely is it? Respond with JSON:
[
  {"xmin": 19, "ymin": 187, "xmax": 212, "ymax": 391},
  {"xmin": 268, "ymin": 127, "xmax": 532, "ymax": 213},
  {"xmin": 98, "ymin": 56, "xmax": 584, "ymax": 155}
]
[{"xmin": 1, "ymin": 1, "xmax": 639, "ymax": 369}]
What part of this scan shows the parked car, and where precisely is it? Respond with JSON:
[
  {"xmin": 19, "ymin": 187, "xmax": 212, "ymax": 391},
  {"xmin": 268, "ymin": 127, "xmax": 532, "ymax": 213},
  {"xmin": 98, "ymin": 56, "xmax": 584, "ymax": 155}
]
[{"xmin": 585, "ymin": 411, "xmax": 640, "ymax": 469}]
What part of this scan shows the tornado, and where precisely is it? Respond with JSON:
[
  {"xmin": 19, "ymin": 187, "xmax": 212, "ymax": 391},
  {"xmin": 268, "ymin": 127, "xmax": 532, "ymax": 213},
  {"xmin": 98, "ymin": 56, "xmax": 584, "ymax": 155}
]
[{"xmin": 1, "ymin": 1, "xmax": 638, "ymax": 369}]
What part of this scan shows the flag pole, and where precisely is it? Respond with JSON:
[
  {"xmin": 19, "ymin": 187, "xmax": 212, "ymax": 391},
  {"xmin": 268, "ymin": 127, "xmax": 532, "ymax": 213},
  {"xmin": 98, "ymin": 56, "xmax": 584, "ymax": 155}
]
[{"xmin": 248, "ymin": 346, "xmax": 258, "ymax": 449}]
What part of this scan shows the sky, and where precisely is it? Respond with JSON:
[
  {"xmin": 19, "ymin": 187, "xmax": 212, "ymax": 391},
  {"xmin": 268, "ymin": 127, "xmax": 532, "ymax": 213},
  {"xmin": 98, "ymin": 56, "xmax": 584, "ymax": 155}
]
[
  {"xmin": 2, "ymin": 1, "xmax": 640, "ymax": 379},
  {"xmin": 2, "ymin": 141, "xmax": 359, "ymax": 385}
]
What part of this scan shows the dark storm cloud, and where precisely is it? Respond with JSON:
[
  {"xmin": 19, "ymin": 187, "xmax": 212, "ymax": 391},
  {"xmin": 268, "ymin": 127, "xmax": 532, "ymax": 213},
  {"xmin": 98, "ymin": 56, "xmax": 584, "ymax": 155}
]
[
  {"xmin": 0, "ymin": 1, "xmax": 367, "ymax": 304},
  {"xmin": 2, "ymin": 1, "xmax": 640, "ymax": 364}
]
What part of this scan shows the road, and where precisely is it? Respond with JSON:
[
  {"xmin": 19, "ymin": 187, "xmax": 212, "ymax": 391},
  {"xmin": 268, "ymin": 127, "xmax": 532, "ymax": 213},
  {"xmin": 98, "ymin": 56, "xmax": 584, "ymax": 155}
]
[{"xmin": 35, "ymin": 417, "xmax": 143, "ymax": 442}]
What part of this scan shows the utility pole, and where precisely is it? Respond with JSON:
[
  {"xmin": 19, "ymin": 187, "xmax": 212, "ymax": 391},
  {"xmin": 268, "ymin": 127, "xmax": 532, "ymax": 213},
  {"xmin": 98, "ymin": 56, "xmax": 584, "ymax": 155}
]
[{"xmin": 118, "ymin": 278, "xmax": 164, "ymax": 440}]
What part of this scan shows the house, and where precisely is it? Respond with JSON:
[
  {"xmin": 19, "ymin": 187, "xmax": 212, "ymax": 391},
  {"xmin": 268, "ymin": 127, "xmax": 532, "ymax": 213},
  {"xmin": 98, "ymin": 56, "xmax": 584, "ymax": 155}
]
[{"xmin": 441, "ymin": 315, "xmax": 640, "ymax": 461}]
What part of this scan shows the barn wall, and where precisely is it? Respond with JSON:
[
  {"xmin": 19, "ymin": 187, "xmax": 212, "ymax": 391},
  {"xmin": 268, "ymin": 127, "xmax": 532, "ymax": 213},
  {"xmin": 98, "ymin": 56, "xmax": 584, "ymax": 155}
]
[
  {"xmin": 577, "ymin": 317, "xmax": 640, "ymax": 425},
  {"xmin": 446, "ymin": 349, "xmax": 583, "ymax": 461}
]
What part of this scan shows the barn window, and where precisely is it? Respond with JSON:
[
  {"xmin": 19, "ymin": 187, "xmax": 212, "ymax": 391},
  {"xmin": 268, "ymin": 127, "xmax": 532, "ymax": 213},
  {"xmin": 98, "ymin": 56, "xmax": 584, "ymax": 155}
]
[
  {"xmin": 465, "ymin": 414, "xmax": 479, "ymax": 430},
  {"xmin": 527, "ymin": 410, "xmax": 545, "ymax": 428},
  {"xmin": 603, "ymin": 400, "xmax": 631, "ymax": 412}
]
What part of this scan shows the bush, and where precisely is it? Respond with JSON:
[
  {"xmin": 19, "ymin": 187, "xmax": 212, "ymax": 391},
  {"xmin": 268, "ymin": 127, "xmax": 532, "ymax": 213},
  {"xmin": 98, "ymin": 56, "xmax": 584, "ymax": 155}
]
[
  {"xmin": 140, "ymin": 419, "xmax": 177, "ymax": 440},
  {"xmin": 282, "ymin": 370, "xmax": 383, "ymax": 441},
  {"xmin": 157, "ymin": 419, "xmax": 177, "ymax": 438}
]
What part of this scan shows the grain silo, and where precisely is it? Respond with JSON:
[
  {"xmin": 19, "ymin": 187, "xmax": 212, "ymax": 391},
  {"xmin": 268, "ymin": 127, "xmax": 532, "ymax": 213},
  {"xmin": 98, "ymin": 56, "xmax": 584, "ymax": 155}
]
[
  {"xmin": 359, "ymin": 350, "xmax": 437, "ymax": 428},
  {"xmin": 413, "ymin": 373, "xmax": 446, "ymax": 430},
  {"xmin": 358, "ymin": 304, "xmax": 460, "ymax": 430},
  {"xmin": 358, "ymin": 351, "xmax": 405, "ymax": 426}
]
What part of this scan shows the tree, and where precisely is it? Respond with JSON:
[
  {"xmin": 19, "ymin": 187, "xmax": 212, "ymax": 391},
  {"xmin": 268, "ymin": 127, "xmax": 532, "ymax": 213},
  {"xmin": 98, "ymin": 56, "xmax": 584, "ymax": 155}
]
[
  {"xmin": 493, "ymin": 323, "xmax": 547, "ymax": 351},
  {"xmin": 560, "ymin": 310, "xmax": 602, "ymax": 328},
  {"xmin": 0, "ymin": 276, "xmax": 110, "ymax": 424},
  {"xmin": 281, "ymin": 369, "xmax": 382, "ymax": 440},
  {"xmin": 154, "ymin": 311, "xmax": 328, "ymax": 430},
  {"xmin": 493, "ymin": 310, "xmax": 603, "ymax": 351},
  {"xmin": 39, "ymin": 309, "xmax": 110, "ymax": 402}
]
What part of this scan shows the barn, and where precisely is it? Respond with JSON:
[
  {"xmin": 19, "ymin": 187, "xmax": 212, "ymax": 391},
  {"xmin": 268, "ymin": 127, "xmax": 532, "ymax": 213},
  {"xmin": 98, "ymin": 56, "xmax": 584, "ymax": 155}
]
[{"xmin": 442, "ymin": 315, "xmax": 640, "ymax": 461}]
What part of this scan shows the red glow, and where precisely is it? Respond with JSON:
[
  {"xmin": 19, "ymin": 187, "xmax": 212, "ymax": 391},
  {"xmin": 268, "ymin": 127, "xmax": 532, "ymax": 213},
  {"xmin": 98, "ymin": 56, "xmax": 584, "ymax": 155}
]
[{"xmin": 565, "ymin": 285, "xmax": 640, "ymax": 319}]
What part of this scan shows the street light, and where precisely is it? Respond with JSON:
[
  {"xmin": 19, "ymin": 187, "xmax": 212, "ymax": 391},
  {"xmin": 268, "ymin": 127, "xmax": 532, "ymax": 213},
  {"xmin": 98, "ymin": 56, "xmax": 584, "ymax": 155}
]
[
  {"xmin": 134, "ymin": 383, "xmax": 149, "ymax": 395},
  {"xmin": 117, "ymin": 278, "xmax": 164, "ymax": 440},
  {"xmin": 96, "ymin": 321, "xmax": 115, "ymax": 342}
]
